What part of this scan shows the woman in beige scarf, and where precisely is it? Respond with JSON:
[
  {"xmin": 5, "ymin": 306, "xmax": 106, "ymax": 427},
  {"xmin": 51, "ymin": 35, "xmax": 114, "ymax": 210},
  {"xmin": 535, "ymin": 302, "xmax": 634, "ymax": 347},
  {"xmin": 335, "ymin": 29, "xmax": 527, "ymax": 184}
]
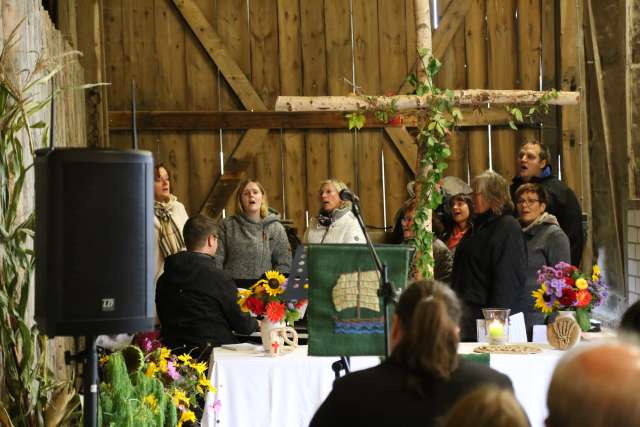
[{"xmin": 154, "ymin": 164, "xmax": 188, "ymax": 280}]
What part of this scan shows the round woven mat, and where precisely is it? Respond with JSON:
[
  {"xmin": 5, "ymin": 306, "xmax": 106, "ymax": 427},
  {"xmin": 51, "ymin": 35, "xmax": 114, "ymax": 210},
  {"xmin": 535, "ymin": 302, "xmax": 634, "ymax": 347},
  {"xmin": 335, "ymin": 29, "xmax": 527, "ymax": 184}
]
[{"xmin": 473, "ymin": 344, "xmax": 542, "ymax": 354}]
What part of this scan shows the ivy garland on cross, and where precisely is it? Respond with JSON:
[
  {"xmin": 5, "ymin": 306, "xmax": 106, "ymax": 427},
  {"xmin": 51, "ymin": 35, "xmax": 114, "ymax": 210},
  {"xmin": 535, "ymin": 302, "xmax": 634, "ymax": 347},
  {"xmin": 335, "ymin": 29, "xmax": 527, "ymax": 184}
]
[{"xmin": 346, "ymin": 50, "xmax": 558, "ymax": 279}]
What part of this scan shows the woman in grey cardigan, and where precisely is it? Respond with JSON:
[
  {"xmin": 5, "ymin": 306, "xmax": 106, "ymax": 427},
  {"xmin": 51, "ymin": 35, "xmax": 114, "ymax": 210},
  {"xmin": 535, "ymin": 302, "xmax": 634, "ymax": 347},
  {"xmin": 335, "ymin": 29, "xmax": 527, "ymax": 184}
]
[
  {"xmin": 216, "ymin": 180, "xmax": 291, "ymax": 287},
  {"xmin": 515, "ymin": 183, "xmax": 570, "ymax": 339}
]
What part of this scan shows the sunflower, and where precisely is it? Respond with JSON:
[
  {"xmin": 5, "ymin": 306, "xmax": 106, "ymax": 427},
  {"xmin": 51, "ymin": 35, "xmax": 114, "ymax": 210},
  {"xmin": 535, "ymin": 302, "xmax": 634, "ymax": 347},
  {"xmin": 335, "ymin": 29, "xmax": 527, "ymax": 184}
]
[
  {"xmin": 237, "ymin": 289, "xmax": 252, "ymax": 312},
  {"xmin": 261, "ymin": 270, "xmax": 286, "ymax": 296},
  {"xmin": 532, "ymin": 284, "xmax": 557, "ymax": 315}
]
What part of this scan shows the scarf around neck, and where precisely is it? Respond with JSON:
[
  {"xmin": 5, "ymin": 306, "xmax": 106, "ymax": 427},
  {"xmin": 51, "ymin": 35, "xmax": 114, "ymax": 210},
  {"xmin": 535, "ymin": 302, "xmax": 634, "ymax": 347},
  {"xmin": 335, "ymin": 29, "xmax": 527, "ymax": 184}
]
[
  {"xmin": 318, "ymin": 205, "xmax": 350, "ymax": 227},
  {"xmin": 154, "ymin": 195, "xmax": 186, "ymax": 258}
]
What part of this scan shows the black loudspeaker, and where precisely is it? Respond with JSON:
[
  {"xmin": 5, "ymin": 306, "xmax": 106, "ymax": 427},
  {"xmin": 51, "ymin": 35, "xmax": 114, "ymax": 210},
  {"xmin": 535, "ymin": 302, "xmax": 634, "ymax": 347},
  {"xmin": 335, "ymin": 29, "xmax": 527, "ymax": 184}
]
[{"xmin": 35, "ymin": 148, "xmax": 155, "ymax": 336}]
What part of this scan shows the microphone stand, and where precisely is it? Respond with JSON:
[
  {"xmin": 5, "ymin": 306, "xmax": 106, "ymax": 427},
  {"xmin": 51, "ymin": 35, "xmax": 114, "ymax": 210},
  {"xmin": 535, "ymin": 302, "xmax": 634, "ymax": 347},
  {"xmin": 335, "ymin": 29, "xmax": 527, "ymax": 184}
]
[{"xmin": 349, "ymin": 199, "xmax": 398, "ymax": 358}]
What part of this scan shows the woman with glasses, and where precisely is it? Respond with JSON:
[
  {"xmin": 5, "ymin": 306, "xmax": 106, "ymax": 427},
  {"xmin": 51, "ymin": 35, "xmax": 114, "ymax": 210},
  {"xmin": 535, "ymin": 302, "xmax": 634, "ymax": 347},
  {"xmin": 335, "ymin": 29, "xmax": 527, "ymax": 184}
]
[
  {"xmin": 451, "ymin": 170, "xmax": 527, "ymax": 341},
  {"xmin": 515, "ymin": 183, "xmax": 570, "ymax": 339}
]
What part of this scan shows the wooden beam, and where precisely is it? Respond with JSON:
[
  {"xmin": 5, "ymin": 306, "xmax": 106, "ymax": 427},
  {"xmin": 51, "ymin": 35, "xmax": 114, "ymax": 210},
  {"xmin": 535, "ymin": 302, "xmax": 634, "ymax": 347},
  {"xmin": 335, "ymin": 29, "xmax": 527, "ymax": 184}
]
[
  {"xmin": 399, "ymin": 0, "xmax": 472, "ymax": 95},
  {"xmin": 199, "ymin": 128, "xmax": 269, "ymax": 213},
  {"xmin": 108, "ymin": 108, "xmax": 525, "ymax": 131},
  {"xmin": 200, "ymin": 159, "xmax": 252, "ymax": 218},
  {"xmin": 586, "ymin": 0, "xmax": 622, "ymax": 268},
  {"xmin": 275, "ymin": 90, "xmax": 580, "ymax": 112},
  {"xmin": 171, "ymin": 0, "xmax": 267, "ymax": 111}
]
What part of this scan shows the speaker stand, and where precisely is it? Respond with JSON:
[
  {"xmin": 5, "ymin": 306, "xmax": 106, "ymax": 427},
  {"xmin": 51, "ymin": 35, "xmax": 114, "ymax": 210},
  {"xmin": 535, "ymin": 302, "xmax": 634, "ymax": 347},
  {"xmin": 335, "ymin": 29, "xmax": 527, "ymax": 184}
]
[{"xmin": 83, "ymin": 335, "xmax": 98, "ymax": 427}]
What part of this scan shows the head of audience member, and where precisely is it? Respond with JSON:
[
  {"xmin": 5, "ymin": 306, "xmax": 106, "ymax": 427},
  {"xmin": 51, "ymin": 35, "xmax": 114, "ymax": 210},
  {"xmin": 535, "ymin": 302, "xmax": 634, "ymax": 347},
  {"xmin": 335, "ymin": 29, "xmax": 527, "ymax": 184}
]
[
  {"xmin": 183, "ymin": 214, "xmax": 219, "ymax": 256},
  {"xmin": 400, "ymin": 198, "xmax": 417, "ymax": 241},
  {"xmin": 518, "ymin": 140, "xmax": 551, "ymax": 182},
  {"xmin": 154, "ymin": 163, "xmax": 171, "ymax": 203},
  {"xmin": 546, "ymin": 342, "xmax": 640, "ymax": 427},
  {"xmin": 515, "ymin": 183, "xmax": 549, "ymax": 227},
  {"xmin": 471, "ymin": 170, "xmax": 513, "ymax": 216},
  {"xmin": 318, "ymin": 179, "xmax": 350, "ymax": 214},
  {"xmin": 620, "ymin": 300, "xmax": 640, "ymax": 335},
  {"xmin": 449, "ymin": 193, "xmax": 473, "ymax": 231},
  {"xmin": 391, "ymin": 280, "xmax": 461, "ymax": 380},
  {"xmin": 440, "ymin": 386, "xmax": 529, "ymax": 427},
  {"xmin": 236, "ymin": 180, "xmax": 269, "ymax": 219}
]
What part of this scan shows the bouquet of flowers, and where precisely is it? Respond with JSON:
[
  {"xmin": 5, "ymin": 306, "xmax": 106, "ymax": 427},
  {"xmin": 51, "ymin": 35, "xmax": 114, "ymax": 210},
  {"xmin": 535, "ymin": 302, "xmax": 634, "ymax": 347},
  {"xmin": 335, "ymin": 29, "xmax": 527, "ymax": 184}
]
[
  {"xmin": 532, "ymin": 262, "xmax": 608, "ymax": 331},
  {"xmin": 99, "ymin": 343, "xmax": 219, "ymax": 427},
  {"xmin": 237, "ymin": 270, "xmax": 308, "ymax": 324}
]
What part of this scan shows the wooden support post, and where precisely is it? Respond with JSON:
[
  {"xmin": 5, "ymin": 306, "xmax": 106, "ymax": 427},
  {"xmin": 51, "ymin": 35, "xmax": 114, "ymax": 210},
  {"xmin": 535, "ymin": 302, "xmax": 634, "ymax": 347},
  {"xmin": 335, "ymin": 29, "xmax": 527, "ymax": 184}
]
[
  {"xmin": 465, "ymin": 0, "xmax": 489, "ymax": 177},
  {"xmin": 585, "ymin": 0, "xmax": 621, "ymax": 276},
  {"xmin": 413, "ymin": 0, "xmax": 432, "ymax": 280}
]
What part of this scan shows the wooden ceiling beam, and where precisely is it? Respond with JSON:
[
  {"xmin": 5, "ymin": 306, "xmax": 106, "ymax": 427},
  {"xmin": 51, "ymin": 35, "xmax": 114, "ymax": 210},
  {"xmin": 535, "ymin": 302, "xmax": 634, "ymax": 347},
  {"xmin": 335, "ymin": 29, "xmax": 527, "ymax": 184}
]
[{"xmin": 109, "ymin": 108, "xmax": 524, "ymax": 131}]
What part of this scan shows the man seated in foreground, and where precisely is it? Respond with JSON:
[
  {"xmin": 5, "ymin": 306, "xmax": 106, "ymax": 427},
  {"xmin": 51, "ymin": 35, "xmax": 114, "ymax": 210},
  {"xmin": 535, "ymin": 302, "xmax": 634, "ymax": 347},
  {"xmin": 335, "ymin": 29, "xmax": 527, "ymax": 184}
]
[
  {"xmin": 309, "ymin": 280, "xmax": 514, "ymax": 427},
  {"xmin": 156, "ymin": 214, "xmax": 258, "ymax": 362},
  {"xmin": 546, "ymin": 341, "xmax": 640, "ymax": 427}
]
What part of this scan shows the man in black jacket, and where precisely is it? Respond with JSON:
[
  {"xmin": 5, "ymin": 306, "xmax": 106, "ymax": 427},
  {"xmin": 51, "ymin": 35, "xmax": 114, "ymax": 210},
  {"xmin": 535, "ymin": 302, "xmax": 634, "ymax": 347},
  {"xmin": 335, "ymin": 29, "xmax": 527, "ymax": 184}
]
[
  {"xmin": 510, "ymin": 140, "xmax": 584, "ymax": 266},
  {"xmin": 156, "ymin": 214, "xmax": 258, "ymax": 361}
]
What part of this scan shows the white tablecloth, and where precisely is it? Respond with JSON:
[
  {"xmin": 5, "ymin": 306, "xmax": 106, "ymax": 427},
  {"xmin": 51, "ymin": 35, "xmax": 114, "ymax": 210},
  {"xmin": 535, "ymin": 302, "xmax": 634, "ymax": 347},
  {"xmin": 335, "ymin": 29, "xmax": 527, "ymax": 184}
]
[{"xmin": 202, "ymin": 343, "xmax": 565, "ymax": 427}]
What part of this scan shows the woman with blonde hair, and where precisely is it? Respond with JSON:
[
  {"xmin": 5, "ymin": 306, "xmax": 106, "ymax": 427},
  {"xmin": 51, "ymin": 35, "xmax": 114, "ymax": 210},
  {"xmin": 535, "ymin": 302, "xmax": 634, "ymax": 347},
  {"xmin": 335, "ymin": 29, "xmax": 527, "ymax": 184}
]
[
  {"xmin": 215, "ymin": 179, "xmax": 291, "ymax": 287},
  {"xmin": 440, "ymin": 386, "xmax": 529, "ymax": 427},
  {"xmin": 451, "ymin": 170, "xmax": 526, "ymax": 341},
  {"xmin": 304, "ymin": 179, "xmax": 365, "ymax": 244},
  {"xmin": 310, "ymin": 280, "xmax": 512, "ymax": 427}
]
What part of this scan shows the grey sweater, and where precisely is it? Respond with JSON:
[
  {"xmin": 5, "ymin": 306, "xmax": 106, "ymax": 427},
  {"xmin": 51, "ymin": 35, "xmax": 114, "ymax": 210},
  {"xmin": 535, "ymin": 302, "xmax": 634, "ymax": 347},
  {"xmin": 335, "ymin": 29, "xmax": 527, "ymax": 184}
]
[
  {"xmin": 519, "ymin": 212, "xmax": 570, "ymax": 334},
  {"xmin": 215, "ymin": 212, "xmax": 291, "ymax": 280}
]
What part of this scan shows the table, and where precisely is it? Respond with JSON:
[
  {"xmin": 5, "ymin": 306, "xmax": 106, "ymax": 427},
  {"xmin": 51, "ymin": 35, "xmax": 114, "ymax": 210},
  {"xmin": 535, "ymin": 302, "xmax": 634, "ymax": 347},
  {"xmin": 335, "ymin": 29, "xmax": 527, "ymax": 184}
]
[{"xmin": 202, "ymin": 343, "xmax": 565, "ymax": 427}]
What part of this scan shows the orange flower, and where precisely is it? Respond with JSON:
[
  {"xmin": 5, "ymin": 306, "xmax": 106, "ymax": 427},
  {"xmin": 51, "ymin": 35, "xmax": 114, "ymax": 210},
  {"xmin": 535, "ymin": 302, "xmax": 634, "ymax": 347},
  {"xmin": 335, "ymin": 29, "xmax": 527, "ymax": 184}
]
[
  {"xmin": 265, "ymin": 301, "xmax": 286, "ymax": 323},
  {"xmin": 575, "ymin": 289, "xmax": 592, "ymax": 308}
]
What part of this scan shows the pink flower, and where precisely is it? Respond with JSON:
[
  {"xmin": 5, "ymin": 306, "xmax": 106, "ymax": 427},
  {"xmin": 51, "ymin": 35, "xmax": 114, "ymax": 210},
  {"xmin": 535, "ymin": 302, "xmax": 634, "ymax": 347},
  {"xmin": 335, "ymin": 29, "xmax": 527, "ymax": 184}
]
[
  {"xmin": 209, "ymin": 399, "xmax": 222, "ymax": 413},
  {"xmin": 167, "ymin": 360, "xmax": 181, "ymax": 380}
]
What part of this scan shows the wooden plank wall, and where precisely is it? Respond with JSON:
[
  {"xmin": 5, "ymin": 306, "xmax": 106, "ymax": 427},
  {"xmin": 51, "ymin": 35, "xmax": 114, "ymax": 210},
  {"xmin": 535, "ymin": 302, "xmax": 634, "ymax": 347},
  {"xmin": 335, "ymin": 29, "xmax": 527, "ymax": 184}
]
[
  {"xmin": 103, "ymin": 0, "xmax": 575, "ymax": 234},
  {"xmin": 1, "ymin": 0, "xmax": 88, "ymax": 392}
]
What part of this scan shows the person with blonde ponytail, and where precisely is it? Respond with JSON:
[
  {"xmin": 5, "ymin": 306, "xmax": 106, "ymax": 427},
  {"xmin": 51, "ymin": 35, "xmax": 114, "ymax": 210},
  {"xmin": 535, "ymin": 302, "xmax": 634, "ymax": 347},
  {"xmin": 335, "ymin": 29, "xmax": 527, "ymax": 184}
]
[{"xmin": 310, "ymin": 280, "xmax": 513, "ymax": 427}]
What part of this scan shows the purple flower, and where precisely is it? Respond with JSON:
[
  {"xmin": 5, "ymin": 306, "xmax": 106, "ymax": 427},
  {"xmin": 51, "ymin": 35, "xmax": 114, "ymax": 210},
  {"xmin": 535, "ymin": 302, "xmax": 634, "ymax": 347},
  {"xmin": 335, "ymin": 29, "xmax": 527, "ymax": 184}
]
[
  {"xmin": 546, "ymin": 278, "xmax": 565, "ymax": 298},
  {"xmin": 167, "ymin": 360, "xmax": 181, "ymax": 380}
]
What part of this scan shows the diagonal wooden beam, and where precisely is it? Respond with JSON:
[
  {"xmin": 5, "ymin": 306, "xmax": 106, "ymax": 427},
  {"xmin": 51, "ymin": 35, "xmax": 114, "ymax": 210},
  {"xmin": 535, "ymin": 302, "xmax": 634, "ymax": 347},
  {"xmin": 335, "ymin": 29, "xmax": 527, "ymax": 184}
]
[
  {"xmin": 172, "ymin": 0, "xmax": 267, "ymax": 111},
  {"xmin": 171, "ymin": 0, "xmax": 271, "ymax": 214},
  {"xmin": 383, "ymin": 0, "xmax": 473, "ymax": 175}
]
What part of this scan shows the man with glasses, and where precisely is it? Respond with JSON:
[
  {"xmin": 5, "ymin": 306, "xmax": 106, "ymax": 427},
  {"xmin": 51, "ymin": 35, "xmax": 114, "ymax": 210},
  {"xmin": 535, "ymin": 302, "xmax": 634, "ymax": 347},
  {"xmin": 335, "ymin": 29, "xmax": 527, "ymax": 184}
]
[
  {"xmin": 510, "ymin": 140, "xmax": 584, "ymax": 266},
  {"xmin": 515, "ymin": 183, "xmax": 570, "ymax": 339}
]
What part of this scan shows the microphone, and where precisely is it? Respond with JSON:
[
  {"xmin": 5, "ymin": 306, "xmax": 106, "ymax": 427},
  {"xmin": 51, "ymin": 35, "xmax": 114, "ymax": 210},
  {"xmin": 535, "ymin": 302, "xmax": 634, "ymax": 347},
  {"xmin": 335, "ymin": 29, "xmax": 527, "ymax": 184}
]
[{"xmin": 339, "ymin": 189, "xmax": 360, "ymax": 203}]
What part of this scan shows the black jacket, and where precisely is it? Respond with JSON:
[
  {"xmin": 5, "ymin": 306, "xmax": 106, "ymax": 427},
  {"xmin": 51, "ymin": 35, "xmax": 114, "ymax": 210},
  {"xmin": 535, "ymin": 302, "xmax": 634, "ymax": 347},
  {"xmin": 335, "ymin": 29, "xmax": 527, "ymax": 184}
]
[
  {"xmin": 156, "ymin": 251, "xmax": 258, "ymax": 350},
  {"xmin": 451, "ymin": 210, "xmax": 527, "ymax": 341},
  {"xmin": 510, "ymin": 167, "xmax": 584, "ymax": 266},
  {"xmin": 310, "ymin": 358, "xmax": 514, "ymax": 427}
]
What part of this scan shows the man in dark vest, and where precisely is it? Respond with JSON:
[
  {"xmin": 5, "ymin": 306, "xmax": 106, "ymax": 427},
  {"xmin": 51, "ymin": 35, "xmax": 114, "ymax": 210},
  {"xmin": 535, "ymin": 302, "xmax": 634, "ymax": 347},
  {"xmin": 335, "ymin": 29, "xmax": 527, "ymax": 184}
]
[
  {"xmin": 156, "ymin": 214, "xmax": 258, "ymax": 361},
  {"xmin": 510, "ymin": 140, "xmax": 584, "ymax": 266}
]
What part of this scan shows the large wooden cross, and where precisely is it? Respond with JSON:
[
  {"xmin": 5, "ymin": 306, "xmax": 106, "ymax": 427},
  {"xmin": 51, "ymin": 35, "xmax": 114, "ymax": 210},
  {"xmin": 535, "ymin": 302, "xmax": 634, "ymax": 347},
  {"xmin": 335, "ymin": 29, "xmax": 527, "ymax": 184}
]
[
  {"xmin": 272, "ymin": 0, "xmax": 580, "ymax": 248},
  {"xmin": 160, "ymin": 0, "xmax": 591, "ymax": 245}
]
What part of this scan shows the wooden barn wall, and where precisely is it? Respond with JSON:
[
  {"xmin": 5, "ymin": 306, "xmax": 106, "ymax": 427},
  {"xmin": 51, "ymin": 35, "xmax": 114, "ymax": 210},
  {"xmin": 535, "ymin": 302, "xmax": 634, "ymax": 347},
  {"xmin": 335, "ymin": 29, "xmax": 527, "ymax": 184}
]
[
  {"xmin": 1, "ymin": 0, "xmax": 88, "ymax": 391},
  {"xmin": 102, "ymin": 0, "xmax": 584, "ymax": 235}
]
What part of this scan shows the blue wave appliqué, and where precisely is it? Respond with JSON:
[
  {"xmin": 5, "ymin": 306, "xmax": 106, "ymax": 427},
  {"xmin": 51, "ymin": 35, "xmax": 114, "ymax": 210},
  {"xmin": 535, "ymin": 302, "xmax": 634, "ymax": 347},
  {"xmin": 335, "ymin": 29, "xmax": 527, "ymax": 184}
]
[{"xmin": 334, "ymin": 320, "xmax": 384, "ymax": 334}]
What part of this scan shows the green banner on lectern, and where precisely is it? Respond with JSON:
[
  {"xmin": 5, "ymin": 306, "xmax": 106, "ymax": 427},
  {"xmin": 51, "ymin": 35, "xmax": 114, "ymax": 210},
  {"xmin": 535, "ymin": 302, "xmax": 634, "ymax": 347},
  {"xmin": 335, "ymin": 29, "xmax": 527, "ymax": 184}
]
[{"xmin": 307, "ymin": 244, "xmax": 413, "ymax": 356}]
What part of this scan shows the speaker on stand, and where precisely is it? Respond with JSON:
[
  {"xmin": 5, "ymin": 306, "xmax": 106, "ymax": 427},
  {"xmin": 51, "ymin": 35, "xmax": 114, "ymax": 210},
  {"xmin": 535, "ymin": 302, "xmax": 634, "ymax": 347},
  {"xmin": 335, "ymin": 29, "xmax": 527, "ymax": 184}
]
[{"xmin": 35, "ymin": 148, "xmax": 155, "ymax": 426}]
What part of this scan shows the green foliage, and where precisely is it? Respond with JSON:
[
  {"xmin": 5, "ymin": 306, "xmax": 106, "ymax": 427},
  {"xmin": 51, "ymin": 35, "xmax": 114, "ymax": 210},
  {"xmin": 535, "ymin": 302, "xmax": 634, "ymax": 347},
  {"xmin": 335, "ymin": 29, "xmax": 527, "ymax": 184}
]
[
  {"xmin": 507, "ymin": 89, "xmax": 559, "ymax": 130},
  {"xmin": 0, "ymin": 23, "xmax": 82, "ymax": 426},
  {"xmin": 407, "ymin": 53, "xmax": 459, "ymax": 278},
  {"xmin": 575, "ymin": 308, "xmax": 591, "ymax": 332},
  {"xmin": 99, "ymin": 352, "xmax": 174, "ymax": 427},
  {"xmin": 346, "ymin": 111, "xmax": 365, "ymax": 130}
]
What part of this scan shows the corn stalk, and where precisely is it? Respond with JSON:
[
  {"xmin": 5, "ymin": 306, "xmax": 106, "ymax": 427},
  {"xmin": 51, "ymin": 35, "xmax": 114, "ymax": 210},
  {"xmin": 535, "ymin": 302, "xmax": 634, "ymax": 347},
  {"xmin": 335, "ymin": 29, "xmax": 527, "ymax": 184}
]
[{"xmin": 0, "ymin": 22, "xmax": 80, "ymax": 427}]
